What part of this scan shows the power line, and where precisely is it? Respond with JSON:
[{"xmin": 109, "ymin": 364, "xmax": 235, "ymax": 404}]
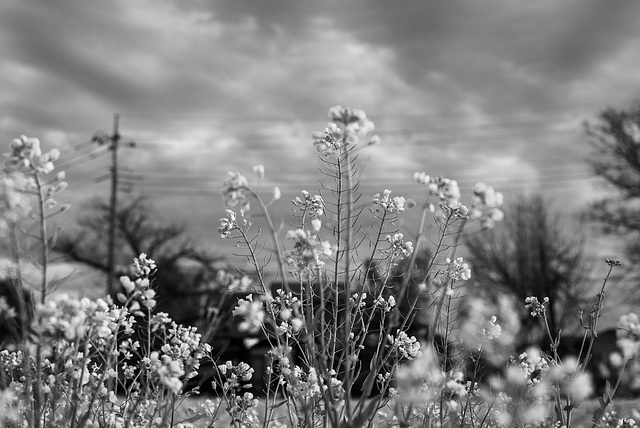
[
  {"xmin": 120, "ymin": 160, "xmax": 588, "ymax": 178},
  {"xmin": 67, "ymin": 139, "xmax": 94, "ymax": 151},
  {"xmin": 119, "ymin": 154, "xmax": 589, "ymax": 178},
  {"xmin": 69, "ymin": 174, "xmax": 111, "ymax": 191},
  {"xmin": 131, "ymin": 126, "xmax": 582, "ymax": 152},
  {"xmin": 118, "ymin": 174, "xmax": 601, "ymax": 196},
  {"xmin": 56, "ymin": 147, "xmax": 110, "ymax": 169},
  {"xmin": 126, "ymin": 113, "xmax": 585, "ymax": 139},
  {"xmin": 116, "ymin": 177, "xmax": 605, "ymax": 199}
]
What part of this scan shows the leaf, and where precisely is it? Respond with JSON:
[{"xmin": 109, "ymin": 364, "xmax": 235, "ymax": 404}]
[{"xmin": 270, "ymin": 400, "xmax": 288, "ymax": 409}]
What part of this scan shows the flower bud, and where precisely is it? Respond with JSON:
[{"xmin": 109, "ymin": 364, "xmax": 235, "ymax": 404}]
[
  {"xmin": 253, "ymin": 164, "xmax": 265, "ymax": 179},
  {"xmin": 45, "ymin": 198, "xmax": 57, "ymax": 210},
  {"xmin": 49, "ymin": 149, "xmax": 60, "ymax": 162},
  {"xmin": 368, "ymin": 135, "xmax": 380, "ymax": 146},
  {"xmin": 55, "ymin": 181, "xmax": 68, "ymax": 193}
]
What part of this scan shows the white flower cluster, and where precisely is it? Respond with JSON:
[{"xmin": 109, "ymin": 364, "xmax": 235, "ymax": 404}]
[
  {"xmin": 470, "ymin": 182, "xmax": 504, "ymax": 229},
  {"xmin": 311, "ymin": 106, "xmax": 378, "ymax": 155},
  {"xmin": 0, "ymin": 174, "xmax": 33, "ymax": 236},
  {"xmin": 118, "ymin": 277, "xmax": 156, "ymax": 316},
  {"xmin": 508, "ymin": 349, "xmax": 549, "ymax": 388},
  {"xmin": 388, "ymin": 330, "xmax": 422, "ymax": 361},
  {"xmin": 524, "ymin": 296, "xmax": 549, "ymax": 318},
  {"xmin": 216, "ymin": 361, "xmax": 258, "ymax": 426},
  {"xmin": 132, "ymin": 252, "xmax": 157, "ymax": 277},
  {"xmin": 270, "ymin": 289, "xmax": 304, "ymax": 336},
  {"xmin": 617, "ymin": 312, "xmax": 640, "ymax": 359},
  {"xmin": 35, "ymin": 294, "xmax": 133, "ymax": 342},
  {"xmin": 385, "ymin": 233, "xmax": 414, "ymax": 258},
  {"xmin": 443, "ymin": 371, "xmax": 468, "ymax": 412},
  {"xmin": 414, "ymin": 172, "xmax": 461, "ymax": 208},
  {"xmin": 216, "ymin": 270, "xmax": 253, "ymax": 292},
  {"xmin": 148, "ymin": 351, "xmax": 185, "ymax": 394},
  {"xmin": 221, "ymin": 171, "xmax": 250, "ymax": 211},
  {"xmin": 3, "ymin": 135, "xmax": 60, "ymax": 175},
  {"xmin": 0, "ymin": 251, "xmax": 214, "ymax": 426},
  {"xmin": 292, "ymin": 190, "xmax": 324, "ymax": 217},
  {"xmin": 374, "ymin": 295, "xmax": 396, "ymax": 313},
  {"xmin": 232, "ymin": 294, "xmax": 266, "ymax": 334},
  {"xmin": 373, "ymin": 189, "xmax": 406, "ymax": 213},
  {"xmin": 218, "ymin": 209, "xmax": 238, "ymax": 239},
  {"xmin": 446, "ymin": 257, "xmax": 471, "ymax": 282},
  {"xmin": 284, "ymin": 225, "xmax": 335, "ymax": 274},
  {"xmin": 481, "ymin": 316, "xmax": 502, "ymax": 341},
  {"xmin": 1, "ymin": 136, "xmax": 69, "ymax": 228},
  {"xmin": 547, "ymin": 356, "xmax": 594, "ymax": 403}
]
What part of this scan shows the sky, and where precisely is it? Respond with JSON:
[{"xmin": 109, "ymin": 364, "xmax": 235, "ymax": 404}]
[{"xmin": 2, "ymin": 0, "xmax": 640, "ymax": 308}]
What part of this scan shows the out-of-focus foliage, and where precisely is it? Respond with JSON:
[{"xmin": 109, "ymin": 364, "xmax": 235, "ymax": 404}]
[
  {"xmin": 465, "ymin": 192, "xmax": 589, "ymax": 345},
  {"xmin": 56, "ymin": 195, "xmax": 227, "ymax": 324},
  {"xmin": 586, "ymin": 103, "xmax": 640, "ymax": 266}
]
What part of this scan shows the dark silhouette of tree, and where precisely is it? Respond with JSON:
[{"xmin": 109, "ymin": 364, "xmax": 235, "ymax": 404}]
[
  {"xmin": 465, "ymin": 193, "xmax": 589, "ymax": 346},
  {"xmin": 56, "ymin": 195, "xmax": 226, "ymax": 324},
  {"xmin": 585, "ymin": 103, "xmax": 640, "ymax": 264},
  {"xmin": 0, "ymin": 274, "xmax": 33, "ymax": 349}
]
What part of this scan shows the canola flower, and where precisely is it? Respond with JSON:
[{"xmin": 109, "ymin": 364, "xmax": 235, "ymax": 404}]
[
  {"xmin": 373, "ymin": 189, "xmax": 407, "ymax": 213},
  {"xmin": 617, "ymin": 312, "xmax": 640, "ymax": 360}
]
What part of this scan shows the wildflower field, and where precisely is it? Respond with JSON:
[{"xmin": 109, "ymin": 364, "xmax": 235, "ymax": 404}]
[{"xmin": 1, "ymin": 106, "xmax": 639, "ymax": 427}]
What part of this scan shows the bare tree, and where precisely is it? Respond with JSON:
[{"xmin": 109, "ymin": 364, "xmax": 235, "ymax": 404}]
[
  {"xmin": 585, "ymin": 103, "xmax": 640, "ymax": 264},
  {"xmin": 56, "ymin": 195, "xmax": 226, "ymax": 324},
  {"xmin": 464, "ymin": 193, "xmax": 589, "ymax": 346}
]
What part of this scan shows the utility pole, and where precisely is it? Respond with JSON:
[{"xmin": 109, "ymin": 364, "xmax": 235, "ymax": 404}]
[
  {"xmin": 107, "ymin": 114, "xmax": 119, "ymax": 297},
  {"xmin": 92, "ymin": 114, "xmax": 124, "ymax": 296}
]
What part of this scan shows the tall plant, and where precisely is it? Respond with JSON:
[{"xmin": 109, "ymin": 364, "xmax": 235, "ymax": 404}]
[{"xmin": 217, "ymin": 106, "xmax": 506, "ymax": 427}]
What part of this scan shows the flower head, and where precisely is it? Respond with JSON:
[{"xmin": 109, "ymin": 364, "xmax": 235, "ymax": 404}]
[
  {"xmin": 446, "ymin": 257, "xmax": 471, "ymax": 282},
  {"xmin": 469, "ymin": 182, "xmax": 504, "ymax": 228},
  {"xmin": 524, "ymin": 296, "xmax": 549, "ymax": 318},
  {"xmin": 312, "ymin": 106, "xmax": 377, "ymax": 155},
  {"xmin": 218, "ymin": 209, "xmax": 238, "ymax": 239},
  {"xmin": 292, "ymin": 190, "xmax": 324, "ymax": 217},
  {"xmin": 605, "ymin": 257, "xmax": 622, "ymax": 267},
  {"xmin": 4, "ymin": 135, "xmax": 59, "ymax": 175},
  {"xmin": 222, "ymin": 171, "xmax": 250, "ymax": 211},
  {"xmin": 617, "ymin": 312, "xmax": 640, "ymax": 359},
  {"xmin": 414, "ymin": 172, "xmax": 461, "ymax": 208},
  {"xmin": 233, "ymin": 295, "xmax": 266, "ymax": 334},
  {"xmin": 385, "ymin": 233, "xmax": 413, "ymax": 258},
  {"xmin": 388, "ymin": 330, "xmax": 422, "ymax": 361},
  {"xmin": 373, "ymin": 189, "xmax": 406, "ymax": 213}
]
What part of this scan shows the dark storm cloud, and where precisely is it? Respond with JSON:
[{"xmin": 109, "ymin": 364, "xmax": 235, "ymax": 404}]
[
  {"xmin": 2, "ymin": 0, "xmax": 640, "ymax": 233},
  {"xmin": 0, "ymin": 1, "xmax": 141, "ymax": 106},
  {"xmin": 198, "ymin": 0, "xmax": 640, "ymax": 115}
]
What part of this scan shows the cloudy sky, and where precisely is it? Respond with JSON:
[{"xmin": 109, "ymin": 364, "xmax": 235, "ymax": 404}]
[{"xmin": 2, "ymin": 0, "xmax": 640, "ymax": 275}]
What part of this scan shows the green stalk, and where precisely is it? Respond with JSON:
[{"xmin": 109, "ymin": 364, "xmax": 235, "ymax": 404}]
[
  {"xmin": 342, "ymin": 141, "xmax": 355, "ymax": 420},
  {"xmin": 33, "ymin": 173, "xmax": 49, "ymax": 428},
  {"xmin": 249, "ymin": 189, "xmax": 289, "ymax": 290}
]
